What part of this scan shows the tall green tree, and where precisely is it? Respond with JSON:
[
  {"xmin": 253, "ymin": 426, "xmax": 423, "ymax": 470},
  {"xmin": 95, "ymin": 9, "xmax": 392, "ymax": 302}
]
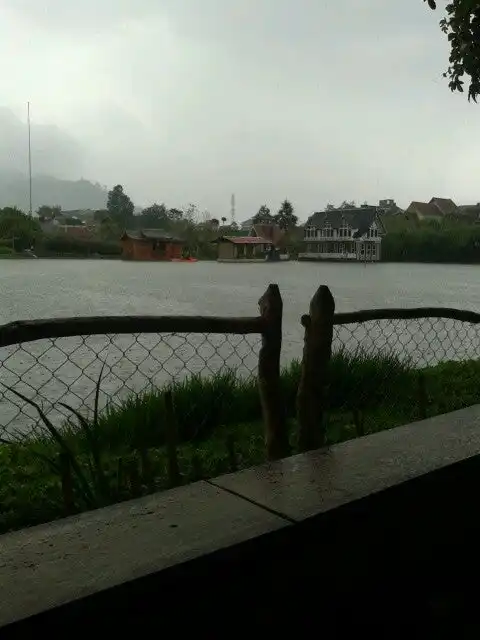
[
  {"xmin": 94, "ymin": 209, "xmax": 110, "ymax": 222},
  {"xmin": 137, "ymin": 203, "xmax": 170, "ymax": 229},
  {"xmin": 253, "ymin": 205, "xmax": 273, "ymax": 224},
  {"xmin": 107, "ymin": 185, "xmax": 134, "ymax": 229},
  {"xmin": 0, "ymin": 207, "xmax": 42, "ymax": 251},
  {"xmin": 168, "ymin": 208, "xmax": 184, "ymax": 222},
  {"xmin": 425, "ymin": 0, "xmax": 480, "ymax": 101},
  {"xmin": 36, "ymin": 204, "xmax": 61, "ymax": 221},
  {"xmin": 274, "ymin": 199, "xmax": 298, "ymax": 230}
]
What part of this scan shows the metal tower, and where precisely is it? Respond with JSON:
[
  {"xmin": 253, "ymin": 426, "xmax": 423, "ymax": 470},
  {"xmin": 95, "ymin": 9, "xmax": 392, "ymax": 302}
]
[{"xmin": 230, "ymin": 194, "xmax": 236, "ymax": 226}]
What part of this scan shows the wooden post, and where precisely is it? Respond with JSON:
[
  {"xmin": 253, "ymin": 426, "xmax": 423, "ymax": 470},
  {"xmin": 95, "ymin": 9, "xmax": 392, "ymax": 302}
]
[
  {"xmin": 164, "ymin": 390, "xmax": 181, "ymax": 487},
  {"xmin": 258, "ymin": 284, "xmax": 290, "ymax": 461},
  {"xmin": 297, "ymin": 285, "xmax": 335, "ymax": 452}
]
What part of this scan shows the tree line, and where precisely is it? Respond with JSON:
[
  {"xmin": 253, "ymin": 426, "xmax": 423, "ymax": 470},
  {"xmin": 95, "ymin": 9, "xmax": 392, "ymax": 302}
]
[
  {"xmin": 0, "ymin": 184, "xmax": 302, "ymax": 259},
  {"xmin": 382, "ymin": 218, "xmax": 480, "ymax": 264}
]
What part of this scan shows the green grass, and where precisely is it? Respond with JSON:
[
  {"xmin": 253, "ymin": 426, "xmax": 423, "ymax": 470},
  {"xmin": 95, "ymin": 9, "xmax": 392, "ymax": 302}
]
[{"xmin": 0, "ymin": 350, "xmax": 479, "ymax": 535}]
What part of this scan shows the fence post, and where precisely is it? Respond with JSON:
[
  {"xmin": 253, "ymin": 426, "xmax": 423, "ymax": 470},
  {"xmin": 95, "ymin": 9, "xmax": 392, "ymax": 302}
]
[
  {"xmin": 297, "ymin": 285, "xmax": 335, "ymax": 452},
  {"xmin": 258, "ymin": 284, "xmax": 290, "ymax": 461}
]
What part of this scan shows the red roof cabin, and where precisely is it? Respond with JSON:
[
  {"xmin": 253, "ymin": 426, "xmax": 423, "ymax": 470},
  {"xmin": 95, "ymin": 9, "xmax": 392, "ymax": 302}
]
[
  {"xmin": 212, "ymin": 235, "xmax": 273, "ymax": 261},
  {"xmin": 212, "ymin": 222, "xmax": 283, "ymax": 262},
  {"xmin": 121, "ymin": 229, "xmax": 184, "ymax": 261}
]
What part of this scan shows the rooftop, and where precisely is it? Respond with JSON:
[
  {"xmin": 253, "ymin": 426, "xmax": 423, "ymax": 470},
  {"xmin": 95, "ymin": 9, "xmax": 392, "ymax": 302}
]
[
  {"xmin": 306, "ymin": 207, "xmax": 385, "ymax": 238},
  {"xmin": 122, "ymin": 229, "xmax": 184, "ymax": 243},
  {"xmin": 214, "ymin": 235, "xmax": 273, "ymax": 245}
]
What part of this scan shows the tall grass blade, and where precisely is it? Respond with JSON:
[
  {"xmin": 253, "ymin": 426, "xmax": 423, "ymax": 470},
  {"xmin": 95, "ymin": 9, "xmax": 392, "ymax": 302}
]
[{"xmin": 1, "ymin": 384, "xmax": 95, "ymax": 507}]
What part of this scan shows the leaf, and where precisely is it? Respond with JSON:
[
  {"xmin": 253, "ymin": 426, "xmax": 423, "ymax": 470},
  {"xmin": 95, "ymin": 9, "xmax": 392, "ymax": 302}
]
[
  {"xmin": 58, "ymin": 362, "xmax": 109, "ymax": 500},
  {"xmin": 1, "ymin": 383, "xmax": 95, "ymax": 507}
]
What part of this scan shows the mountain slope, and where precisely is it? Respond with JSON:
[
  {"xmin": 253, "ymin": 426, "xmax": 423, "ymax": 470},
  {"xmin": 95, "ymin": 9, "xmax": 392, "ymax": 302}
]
[{"xmin": 0, "ymin": 171, "xmax": 108, "ymax": 211}]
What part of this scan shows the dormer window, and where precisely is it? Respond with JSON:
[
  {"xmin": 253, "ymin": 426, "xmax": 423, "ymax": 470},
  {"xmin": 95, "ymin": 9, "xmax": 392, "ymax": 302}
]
[
  {"xmin": 339, "ymin": 223, "xmax": 351, "ymax": 238},
  {"xmin": 368, "ymin": 225, "xmax": 379, "ymax": 238},
  {"xmin": 324, "ymin": 222, "xmax": 333, "ymax": 238}
]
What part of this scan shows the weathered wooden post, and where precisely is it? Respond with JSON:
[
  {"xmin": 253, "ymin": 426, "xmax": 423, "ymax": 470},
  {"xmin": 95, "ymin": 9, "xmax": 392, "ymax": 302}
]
[
  {"xmin": 297, "ymin": 285, "xmax": 335, "ymax": 452},
  {"xmin": 258, "ymin": 284, "xmax": 290, "ymax": 461}
]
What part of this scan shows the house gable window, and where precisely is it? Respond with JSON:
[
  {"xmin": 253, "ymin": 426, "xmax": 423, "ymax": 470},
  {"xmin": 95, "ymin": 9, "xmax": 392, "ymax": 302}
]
[
  {"xmin": 368, "ymin": 221, "xmax": 379, "ymax": 238},
  {"xmin": 339, "ymin": 223, "xmax": 351, "ymax": 238},
  {"xmin": 323, "ymin": 222, "xmax": 333, "ymax": 238}
]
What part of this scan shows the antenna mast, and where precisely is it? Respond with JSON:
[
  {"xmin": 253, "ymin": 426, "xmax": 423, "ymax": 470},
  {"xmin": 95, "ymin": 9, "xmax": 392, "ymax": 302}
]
[
  {"xmin": 27, "ymin": 102, "xmax": 32, "ymax": 216},
  {"xmin": 230, "ymin": 193, "xmax": 236, "ymax": 226}
]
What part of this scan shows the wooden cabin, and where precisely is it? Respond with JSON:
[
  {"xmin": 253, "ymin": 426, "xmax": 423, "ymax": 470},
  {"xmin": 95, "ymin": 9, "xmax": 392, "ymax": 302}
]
[
  {"xmin": 212, "ymin": 236, "xmax": 273, "ymax": 261},
  {"xmin": 121, "ymin": 229, "xmax": 184, "ymax": 261},
  {"xmin": 212, "ymin": 222, "xmax": 284, "ymax": 262}
]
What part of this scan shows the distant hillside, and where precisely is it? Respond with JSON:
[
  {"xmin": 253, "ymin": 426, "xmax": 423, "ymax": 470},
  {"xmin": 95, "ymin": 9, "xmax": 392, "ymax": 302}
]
[{"xmin": 0, "ymin": 171, "xmax": 108, "ymax": 211}]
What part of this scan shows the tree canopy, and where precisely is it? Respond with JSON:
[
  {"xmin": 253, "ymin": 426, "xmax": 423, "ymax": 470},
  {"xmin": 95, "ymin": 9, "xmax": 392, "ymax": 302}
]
[
  {"xmin": 107, "ymin": 185, "xmax": 134, "ymax": 229},
  {"xmin": 36, "ymin": 204, "xmax": 61, "ymax": 220},
  {"xmin": 0, "ymin": 207, "xmax": 41, "ymax": 251},
  {"xmin": 253, "ymin": 205, "xmax": 273, "ymax": 224},
  {"xmin": 425, "ymin": 0, "xmax": 480, "ymax": 101},
  {"xmin": 136, "ymin": 203, "xmax": 171, "ymax": 229},
  {"xmin": 275, "ymin": 199, "xmax": 298, "ymax": 230}
]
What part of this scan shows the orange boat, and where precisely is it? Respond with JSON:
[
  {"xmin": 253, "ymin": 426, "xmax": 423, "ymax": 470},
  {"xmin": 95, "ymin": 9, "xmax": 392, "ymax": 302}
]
[{"xmin": 171, "ymin": 257, "xmax": 198, "ymax": 263}]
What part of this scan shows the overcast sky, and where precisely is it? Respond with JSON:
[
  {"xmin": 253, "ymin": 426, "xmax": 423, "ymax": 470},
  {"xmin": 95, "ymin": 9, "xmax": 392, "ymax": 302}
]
[{"xmin": 0, "ymin": 0, "xmax": 478, "ymax": 220}]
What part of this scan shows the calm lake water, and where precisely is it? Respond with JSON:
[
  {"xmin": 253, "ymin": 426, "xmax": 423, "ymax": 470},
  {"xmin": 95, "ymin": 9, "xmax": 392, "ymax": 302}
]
[{"xmin": 1, "ymin": 259, "xmax": 479, "ymax": 435}]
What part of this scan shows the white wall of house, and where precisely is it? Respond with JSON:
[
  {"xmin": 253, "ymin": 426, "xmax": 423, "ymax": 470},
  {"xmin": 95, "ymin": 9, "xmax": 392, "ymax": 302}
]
[{"xmin": 299, "ymin": 220, "xmax": 382, "ymax": 262}]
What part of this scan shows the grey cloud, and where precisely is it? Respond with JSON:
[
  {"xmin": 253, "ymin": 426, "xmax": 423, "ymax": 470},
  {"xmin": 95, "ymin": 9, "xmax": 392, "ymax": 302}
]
[
  {"xmin": 5, "ymin": 0, "xmax": 158, "ymax": 33},
  {"xmin": 0, "ymin": 107, "xmax": 85, "ymax": 179},
  {"xmin": 1, "ymin": 0, "xmax": 477, "ymax": 219}
]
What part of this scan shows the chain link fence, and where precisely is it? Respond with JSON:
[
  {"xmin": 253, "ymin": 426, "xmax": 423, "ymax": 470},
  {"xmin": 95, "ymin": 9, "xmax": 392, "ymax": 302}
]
[
  {"xmin": 1, "ymin": 311, "xmax": 479, "ymax": 441},
  {"xmin": 326, "ymin": 316, "xmax": 480, "ymax": 443},
  {"xmin": 0, "ymin": 332, "xmax": 261, "ymax": 438},
  {"xmin": 333, "ymin": 316, "xmax": 479, "ymax": 367}
]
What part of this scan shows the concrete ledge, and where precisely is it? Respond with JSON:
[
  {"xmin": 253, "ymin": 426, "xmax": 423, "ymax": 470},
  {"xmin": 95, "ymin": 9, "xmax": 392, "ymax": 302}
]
[
  {"xmin": 2, "ymin": 406, "xmax": 480, "ymax": 634},
  {"xmin": 0, "ymin": 481, "xmax": 287, "ymax": 628},
  {"xmin": 211, "ymin": 405, "xmax": 480, "ymax": 520}
]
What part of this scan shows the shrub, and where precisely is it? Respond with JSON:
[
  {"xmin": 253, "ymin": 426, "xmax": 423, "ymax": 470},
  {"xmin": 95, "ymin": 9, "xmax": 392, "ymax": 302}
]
[{"xmin": 37, "ymin": 235, "xmax": 121, "ymax": 256}]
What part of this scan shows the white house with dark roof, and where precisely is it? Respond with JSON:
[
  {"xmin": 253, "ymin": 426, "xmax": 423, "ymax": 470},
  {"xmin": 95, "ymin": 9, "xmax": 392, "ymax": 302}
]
[{"xmin": 299, "ymin": 205, "xmax": 386, "ymax": 262}]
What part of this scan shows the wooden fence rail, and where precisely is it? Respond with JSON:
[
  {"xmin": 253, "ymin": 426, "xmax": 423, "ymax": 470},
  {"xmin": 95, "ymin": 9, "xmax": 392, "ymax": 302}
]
[
  {"xmin": 0, "ymin": 315, "xmax": 265, "ymax": 349},
  {"xmin": 333, "ymin": 307, "xmax": 480, "ymax": 325}
]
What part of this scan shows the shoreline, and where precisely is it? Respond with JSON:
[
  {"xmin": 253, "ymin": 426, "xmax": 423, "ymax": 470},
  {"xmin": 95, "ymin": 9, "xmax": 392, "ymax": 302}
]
[{"xmin": 1, "ymin": 253, "xmax": 480, "ymax": 265}]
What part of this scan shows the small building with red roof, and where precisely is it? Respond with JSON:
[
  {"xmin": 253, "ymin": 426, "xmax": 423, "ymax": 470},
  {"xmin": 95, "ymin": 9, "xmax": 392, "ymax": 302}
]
[{"xmin": 212, "ymin": 223, "xmax": 283, "ymax": 261}]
